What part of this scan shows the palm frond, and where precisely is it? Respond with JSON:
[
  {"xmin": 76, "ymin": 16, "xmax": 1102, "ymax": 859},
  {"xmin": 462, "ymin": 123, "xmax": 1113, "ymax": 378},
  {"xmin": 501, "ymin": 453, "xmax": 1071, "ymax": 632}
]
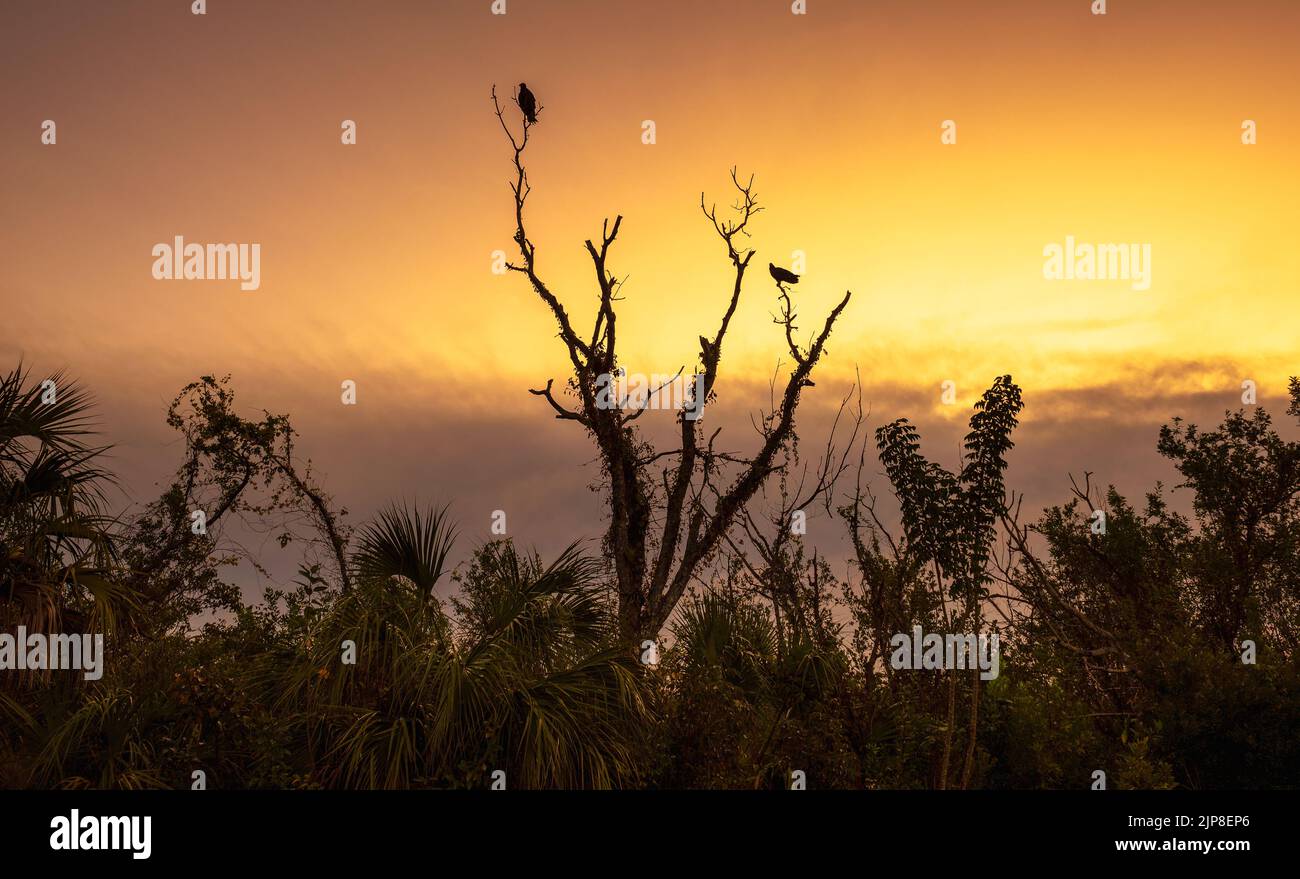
[{"xmin": 352, "ymin": 502, "xmax": 457, "ymax": 599}]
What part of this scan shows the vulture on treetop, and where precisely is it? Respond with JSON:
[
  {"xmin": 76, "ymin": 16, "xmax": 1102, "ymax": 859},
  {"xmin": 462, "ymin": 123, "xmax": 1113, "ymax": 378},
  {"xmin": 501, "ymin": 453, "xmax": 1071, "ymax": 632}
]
[
  {"xmin": 769, "ymin": 263, "xmax": 800, "ymax": 285},
  {"xmin": 518, "ymin": 83, "xmax": 538, "ymax": 124}
]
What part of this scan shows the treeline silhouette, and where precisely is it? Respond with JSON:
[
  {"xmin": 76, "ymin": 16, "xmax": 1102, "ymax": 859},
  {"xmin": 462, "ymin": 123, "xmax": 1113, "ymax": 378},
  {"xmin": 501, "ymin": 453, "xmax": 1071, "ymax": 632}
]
[{"xmin": 1, "ymin": 362, "xmax": 1296, "ymax": 789}]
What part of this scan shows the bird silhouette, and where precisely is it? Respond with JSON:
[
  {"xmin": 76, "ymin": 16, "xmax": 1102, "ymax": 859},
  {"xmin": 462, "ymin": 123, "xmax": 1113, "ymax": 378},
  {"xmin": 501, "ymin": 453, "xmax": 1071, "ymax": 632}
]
[
  {"xmin": 518, "ymin": 83, "xmax": 538, "ymax": 124},
  {"xmin": 769, "ymin": 263, "xmax": 800, "ymax": 285}
]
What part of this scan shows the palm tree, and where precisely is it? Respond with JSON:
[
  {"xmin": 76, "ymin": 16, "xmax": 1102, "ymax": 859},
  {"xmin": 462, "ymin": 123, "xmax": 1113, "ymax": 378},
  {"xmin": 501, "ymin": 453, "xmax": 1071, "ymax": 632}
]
[
  {"xmin": 0, "ymin": 363, "xmax": 144, "ymax": 785},
  {"xmin": 0, "ymin": 363, "xmax": 134, "ymax": 647},
  {"xmin": 280, "ymin": 505, "xmax": 649, "ymax": 789},
  {"xmin": 351, "ymin": 501, "xmax": 457, "ymax": 601}
]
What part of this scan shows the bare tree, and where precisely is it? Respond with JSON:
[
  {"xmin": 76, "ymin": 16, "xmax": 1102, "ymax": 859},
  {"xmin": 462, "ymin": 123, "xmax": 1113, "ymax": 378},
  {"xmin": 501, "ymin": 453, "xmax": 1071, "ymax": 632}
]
[
  {"xmin": 726, "ymin": 376, "xmax": 863, "ymax": 649},
  {"xmin": 492, "ymin": 86, "xmax": 852, "ymax": 645}
]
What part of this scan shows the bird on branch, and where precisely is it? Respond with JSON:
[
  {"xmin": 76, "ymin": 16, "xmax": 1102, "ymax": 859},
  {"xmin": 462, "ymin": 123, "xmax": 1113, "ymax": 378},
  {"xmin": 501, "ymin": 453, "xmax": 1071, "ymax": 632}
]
[
  {"xmin": 518, "ymin": 83, "xmax": 539, "ymax": 124},
  {"xmin": 769, "ymin": 263, "xmax": 800, "ymax": 285}
]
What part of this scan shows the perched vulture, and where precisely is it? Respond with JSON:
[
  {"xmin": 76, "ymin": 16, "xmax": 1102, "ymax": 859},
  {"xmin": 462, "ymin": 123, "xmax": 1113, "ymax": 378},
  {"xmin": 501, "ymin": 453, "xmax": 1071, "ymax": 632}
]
[
  {"xmin": 769, "ymin": 263, "xmax": 800, "ymax": 285},
  {"xmin": 518, "ymin": 83, "xmax": 538, "ymax": 124}
]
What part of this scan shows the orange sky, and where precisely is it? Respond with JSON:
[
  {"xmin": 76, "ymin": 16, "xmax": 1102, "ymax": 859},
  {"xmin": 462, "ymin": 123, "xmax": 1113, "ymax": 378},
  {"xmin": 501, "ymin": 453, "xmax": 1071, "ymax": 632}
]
[{"xmin": 2, "ymin": 0, "xmax": 1298, "ymax": 579}]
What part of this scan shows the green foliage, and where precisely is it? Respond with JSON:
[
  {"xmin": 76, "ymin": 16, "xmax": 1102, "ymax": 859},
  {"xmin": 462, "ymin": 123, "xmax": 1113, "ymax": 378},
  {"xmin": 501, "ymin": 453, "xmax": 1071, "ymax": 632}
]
[
  {"xmin": 0, "ymin": 364, "xmax": 130, "ymax": 636},
  {"xmin": 2, "ymin": 364, "xmax": 1297, "ymax": 789},
  {"xmin": 353, "ymin": 502, "xmax": 457, "ymax": 600},
  {"xmin": 876, "ymin": 375, "xmax": 1023, "ymax": 599},
  {"xmin": 281, "ymin": 538, "xmax": 649, "ymax": 789}
]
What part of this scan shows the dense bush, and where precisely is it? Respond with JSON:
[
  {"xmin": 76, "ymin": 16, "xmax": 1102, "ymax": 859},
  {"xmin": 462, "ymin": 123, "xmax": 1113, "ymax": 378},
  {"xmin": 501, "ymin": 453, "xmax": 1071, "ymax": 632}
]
[{"xmin": 2, "ymin": 365, "xmax": 1296, "ymax": 788}]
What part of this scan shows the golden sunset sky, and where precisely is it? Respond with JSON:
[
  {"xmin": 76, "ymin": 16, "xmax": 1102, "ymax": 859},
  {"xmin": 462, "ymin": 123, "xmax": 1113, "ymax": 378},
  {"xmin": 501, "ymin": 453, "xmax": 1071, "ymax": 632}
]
[{"xmin": 2, "ymin": 0, "xmax": 1297, "ymax": 578}]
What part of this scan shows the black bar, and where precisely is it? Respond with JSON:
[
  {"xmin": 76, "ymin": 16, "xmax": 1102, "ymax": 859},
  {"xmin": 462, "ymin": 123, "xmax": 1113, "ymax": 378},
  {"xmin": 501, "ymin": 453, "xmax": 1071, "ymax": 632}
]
[{"xmin": 2, "ymin": 790, "xmax": 1285, "ymax": 866}]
